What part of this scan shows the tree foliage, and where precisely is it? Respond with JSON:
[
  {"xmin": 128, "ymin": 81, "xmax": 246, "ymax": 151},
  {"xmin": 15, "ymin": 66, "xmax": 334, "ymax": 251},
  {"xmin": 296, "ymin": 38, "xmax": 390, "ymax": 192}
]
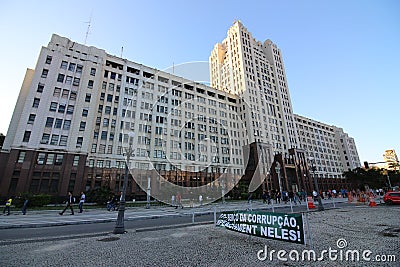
[
  {"xmin": 86, "ymin": 186, "xmax": 113, "ymax": 205},
  {"xmin": 343, "ymin": 167, "xmax": 400, "ymax": 190}
]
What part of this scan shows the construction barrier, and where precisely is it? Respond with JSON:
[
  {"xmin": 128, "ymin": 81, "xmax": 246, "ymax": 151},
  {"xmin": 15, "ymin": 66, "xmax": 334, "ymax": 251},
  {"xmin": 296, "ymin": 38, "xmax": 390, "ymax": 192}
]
[
  {"xmin": 369, "ymin": 196, "xmax": 377, "ymax": 207},
  {"xmin": 307, "ymin": 196, "xmax": 316, "ymax": 209}
]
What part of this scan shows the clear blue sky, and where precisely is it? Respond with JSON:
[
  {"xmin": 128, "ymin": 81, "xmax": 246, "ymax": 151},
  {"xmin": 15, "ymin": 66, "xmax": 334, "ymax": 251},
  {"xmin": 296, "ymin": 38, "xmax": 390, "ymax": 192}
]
[{"xmin": 0, "ymin": 0, "xmax": 399, "ymax": 164}]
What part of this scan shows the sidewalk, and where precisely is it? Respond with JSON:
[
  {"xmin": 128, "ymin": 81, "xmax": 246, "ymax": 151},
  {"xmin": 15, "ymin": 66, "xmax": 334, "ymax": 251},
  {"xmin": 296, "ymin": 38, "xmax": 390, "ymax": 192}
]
[{"xmin": 0, "ymin": 198, "xmax": 349, "ymax": 229}]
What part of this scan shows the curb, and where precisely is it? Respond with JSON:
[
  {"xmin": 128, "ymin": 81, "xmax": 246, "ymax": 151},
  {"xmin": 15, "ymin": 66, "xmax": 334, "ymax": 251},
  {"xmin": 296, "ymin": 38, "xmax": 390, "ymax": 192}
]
[{"xmin": 0, "ymin": 221, "xmax": 214, "ymax": 246}]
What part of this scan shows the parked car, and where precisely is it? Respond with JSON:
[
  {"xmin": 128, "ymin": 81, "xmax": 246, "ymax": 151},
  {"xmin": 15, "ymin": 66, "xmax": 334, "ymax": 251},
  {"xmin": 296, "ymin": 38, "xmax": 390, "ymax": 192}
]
[{"xmin": 383, "ymin": 192, "xmax": 400, "ymax": 205}]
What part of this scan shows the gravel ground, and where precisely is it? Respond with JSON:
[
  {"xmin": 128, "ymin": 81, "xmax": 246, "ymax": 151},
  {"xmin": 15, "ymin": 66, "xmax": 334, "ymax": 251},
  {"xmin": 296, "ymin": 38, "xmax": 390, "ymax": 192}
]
[{"xmin": 0, "ymin": 205, "xmax": 399, "ymax": 267}]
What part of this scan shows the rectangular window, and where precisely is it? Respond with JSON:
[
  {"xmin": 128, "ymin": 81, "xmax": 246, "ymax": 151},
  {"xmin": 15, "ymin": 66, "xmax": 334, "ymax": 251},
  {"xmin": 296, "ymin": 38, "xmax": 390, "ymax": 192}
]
[
  {"xmin": 99, "ymin": 144, "xmax": 106, "ymax": 154},
  {"xmin": 57, "ymin": 74, "xmax": 65, "ymax": 83},
  {"xmin": 33, "ymin": 98, "xmax": 40, "ymax": 108},
  {"xmin": 79, "ymin": 121, "xmax": 86, "ymax": 131},
  {"xmin": 55, "ymin": 154, "xmax": 63, "ymax": 165},
  {"xmin": 105, "ymin": 160, "xmax": 111, "ymax": 168},
  {"xmin": 54, "ymin": 118, "xmax": 63, "ymax": 128},
  {"xmin": 76, "ymin": 64, "xmax": 83, "ymax": 73},
  {"xmin": 69, "ymin": 91, "xmax": 77, "ymax": 100},
  {"xmin": 60, "ymin": 61, "xmax": 68, "ymax": 69},
  {"xmin": 107, "ymin": 94, "xmax": 113, "ymax": 102},
  {"xmin": 105, "ymin": 106, "xmax": 111, "ymax": 114},
  {"xmin": 91, "ymin": 144, "xmax": 97, "ymax": 153},
  {"xmin": 66, "ymin": 105, "xmax": 74, "ymax": 114},
  {"xmin": 76, "ymin": 137, "xmax": 83, "ymax": 148},
  {"xmin": 46, "ymin": 154, "xmax": 54, "ymax": 165},
  {"xmin": 73, "ymin": 77, "xmax": 80, "ymax": 86},
  {"xmin": 63, "ymin": 120, "xmax": 71, "ymax": 130},
  {"xmin": 73, "ymin": 155, "xmax": 80, "ymax": 166},
  {"xmin": 62, "ymin": 89, "xmax": 69, "ymax": 98},
  {"xmin": 58, "ymin": 104, "xmax": 65, "ymax": 113},
  {"xmin": 101, "ymin": 131, "xmax": 107, "ymax": 140},
  {"xmin": 50, "ymin": 134, "xmax": 59, "ymax": 145},
  {"xmin": 45, "ymin": 117, "xmax": 54, "ymax": 127},
  {"xmin": 88, "ymin": 80, "xmax": 94, "ymax": 88},
  {"xmin": 65, "ymin": 76, "xmax": 73, "ymax": 85},
  {"xmin": 59, "ymin": 135, "xmax": 68, "ymax": 146},
  {"xmin": 49, "ymin": 102, "xmax": 57, "ymax": 111},
  {"xmin": 17, "ymin": 151, "xmax": 26, "ymax": 163},
  {"xmin": 37, "ymin": 83, "xmax": 44, "ymax": 93},
  {"xmin": 53, "ymin": 87, "xmax": 61, "ymax": 97},
  {"xmin": 68, "ymin": 63, "xmax": 76, "ymax": 72},
  {"xmin": 22, "ymin": 131, "xmax": 31, "ymax": 142},
  {"xmin": 41, "ymin": 69, "xmax": 48, "ymax": 78},
  {"xmin": 49, "ymin": 180, "xmax": 59, "ymax": 193},
  {"xmin": 90, "ymin": 68, "xmax": 96, "ymax": 76},
  {"xmin": 82, "ymin": 109, "xmax": 88, "ymax": 117},
  {"xmin": 28, "ymin": 114, "xmax": 36, "ymax": 124},
  {"xmin": 41, "ymin": 133, "xmax": 50, "ymax": 144},
  {"xmin": 85, "ymin": 93, "xmax": 91, "ymax": 102},
  {"xmin": 37, "ymin": 153, "xmax": 46, "ymax": 164}
]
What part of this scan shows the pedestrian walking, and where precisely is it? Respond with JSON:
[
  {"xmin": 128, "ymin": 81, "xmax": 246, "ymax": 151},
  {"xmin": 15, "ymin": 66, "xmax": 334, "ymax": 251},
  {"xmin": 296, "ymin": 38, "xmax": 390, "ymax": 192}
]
[
  {"xmin": 288, "ymin": 191, "xmax": 294, "ymax": 204},
  {"xmin": 276, "ymin": 191, "xmax": 281, "ymax": 204},
  {"xmin": 78, "ymin": 192, "xmax": 86, "ymax": 213},
  {"xmin": 266, "ymin": 191, "xmax": 271, "ymax": 204},
  {"xmin": 294, "ymin": 192, "xmax": 301, "ymax": 205},
  {"xmin": 21, "ymin": 198, "xmax": 29, "ymax": 215},
  {"xmin": 199, "ymin": 195, "xmax": 203, "ymax": 206},
  {"xmin": 247, "ymin": 192, "xmax": 253, "ymax": 204},
  {"xmin": 171, "ymin": 194, "xmax": 175, "ymax": 207},
  {"xmin": 3, "ymin": 197, "xmax": 12, "ymax": 215},
  {"xmin": 175, "ymin": 193, "xmax": 183, "ymax": 209},
  {"xmin": 262, "ymin": 191, "xmax": 267, "ymax": 203},
  {"xmin": 59, "ymin": 191, "xmax": 75, "ymax": 215}
]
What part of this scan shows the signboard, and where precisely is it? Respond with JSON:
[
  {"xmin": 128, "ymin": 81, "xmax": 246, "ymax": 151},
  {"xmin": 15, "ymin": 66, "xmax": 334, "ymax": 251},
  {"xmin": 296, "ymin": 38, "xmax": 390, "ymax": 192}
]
[{"xmin": 216, "ymin": 210, "xmax": 305, "ymax": 244}]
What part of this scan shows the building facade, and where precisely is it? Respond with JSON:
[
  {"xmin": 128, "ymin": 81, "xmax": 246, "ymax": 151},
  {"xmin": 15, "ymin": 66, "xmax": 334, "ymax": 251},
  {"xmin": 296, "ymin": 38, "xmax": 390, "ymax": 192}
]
[{"xmin": 0, "ymin": 22, "xmax": 360, "ymax": 199}]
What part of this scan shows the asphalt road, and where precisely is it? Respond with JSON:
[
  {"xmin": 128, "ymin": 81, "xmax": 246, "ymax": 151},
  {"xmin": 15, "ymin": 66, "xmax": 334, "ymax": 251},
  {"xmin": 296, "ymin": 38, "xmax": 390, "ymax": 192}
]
[{"xmin": 0, "ymin": 200, "xmax": 352, "ymax": 242}]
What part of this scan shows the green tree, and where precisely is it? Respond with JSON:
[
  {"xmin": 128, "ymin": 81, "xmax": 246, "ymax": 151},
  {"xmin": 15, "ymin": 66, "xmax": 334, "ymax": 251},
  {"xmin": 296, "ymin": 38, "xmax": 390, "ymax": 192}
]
[
  {"xmin": 343, "ymin": 167, "xmax": 399, "ymax": 190},
  {"xmin": 86, "ymin": 186, "xmax": 113, "ymax": 205}
]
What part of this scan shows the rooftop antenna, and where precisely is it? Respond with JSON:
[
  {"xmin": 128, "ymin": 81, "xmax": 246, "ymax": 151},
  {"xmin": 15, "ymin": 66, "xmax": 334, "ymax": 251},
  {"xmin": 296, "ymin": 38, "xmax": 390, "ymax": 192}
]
[
  {"xmin": 121, "ymin": 46, "xmax": 124, "ymax": 58},
  {"xmin": 84, "ymin": 11, "xmax": 93, "ymax": 45}
]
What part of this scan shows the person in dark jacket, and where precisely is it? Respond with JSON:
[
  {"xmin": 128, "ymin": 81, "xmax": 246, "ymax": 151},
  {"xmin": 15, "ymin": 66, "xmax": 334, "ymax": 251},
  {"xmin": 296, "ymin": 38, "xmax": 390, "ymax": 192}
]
[{"xmin": 59, "ymin": 191, "xmax": 74, "ymax": 215}]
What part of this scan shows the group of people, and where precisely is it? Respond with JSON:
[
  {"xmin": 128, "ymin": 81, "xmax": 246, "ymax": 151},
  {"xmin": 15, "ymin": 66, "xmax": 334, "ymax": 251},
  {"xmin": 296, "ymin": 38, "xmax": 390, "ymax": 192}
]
[
  {"xmin": 170, "ymin": 193, "xmax": 203, "ymax": 209},
  {"xmin": 2, "ymin": 197, "xmax": 29, "ymax": 216},
  {"xmin": 261, "ymin": 190, "xmax": 304, "ymax": 205},
  {"xmin": 59, "ymin": 191, "xmax": 86, "ymax": 215}
]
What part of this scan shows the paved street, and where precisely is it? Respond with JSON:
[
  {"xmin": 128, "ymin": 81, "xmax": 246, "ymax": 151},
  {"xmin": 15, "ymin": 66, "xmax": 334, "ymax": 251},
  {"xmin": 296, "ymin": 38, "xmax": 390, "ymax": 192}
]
[
  {"xmin": 0, "ymin": 202, "xmax": 398, "ymax": 267},
  {"xmin": 0, "ymin": 198, "xmax": 351, "ymax": 230}
]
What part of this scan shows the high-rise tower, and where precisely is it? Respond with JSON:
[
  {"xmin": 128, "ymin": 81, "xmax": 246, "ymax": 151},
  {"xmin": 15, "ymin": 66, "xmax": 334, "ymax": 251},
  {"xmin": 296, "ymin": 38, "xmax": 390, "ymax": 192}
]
[{"xmin": 210, "ymin": 21, "xmax": 299, "ymax": 157}]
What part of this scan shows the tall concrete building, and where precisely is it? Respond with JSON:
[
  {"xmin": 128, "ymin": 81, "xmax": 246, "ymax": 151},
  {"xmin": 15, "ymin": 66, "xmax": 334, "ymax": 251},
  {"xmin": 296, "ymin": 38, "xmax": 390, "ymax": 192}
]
[
  {"xmin": 210, "ymin": 21, "xmax": 299, "ymax": 154},
  {"xmin": 209, "ymin": 21, "xmax": 359, "ymax": 192},
  {"xmin": 294, "ymin": 114, "xmax": 361, "ymax": 178},
  {"xmin": 0, "ymin": 22, "xmax": 360, "ymax": 198},
  {"xmin": 0, "ymin": 34, "xmax": 244, "ymax": 199}
]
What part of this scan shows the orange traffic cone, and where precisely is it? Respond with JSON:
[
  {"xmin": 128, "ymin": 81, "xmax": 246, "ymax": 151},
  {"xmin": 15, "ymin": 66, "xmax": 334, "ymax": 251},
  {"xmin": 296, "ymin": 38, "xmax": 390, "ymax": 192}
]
[
  {"xmin": 307, "ymin": 196, "xmax": 316, "ymax": 209},
  {"xmin": 369, "ymin": 196, "xmax": 377, "ymax": 207}
]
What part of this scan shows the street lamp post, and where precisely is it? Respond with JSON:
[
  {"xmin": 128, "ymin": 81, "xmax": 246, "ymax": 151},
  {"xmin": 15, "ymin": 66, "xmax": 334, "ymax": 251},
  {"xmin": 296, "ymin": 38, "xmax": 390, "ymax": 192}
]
[
  {"xmin": 114, "ymin": 132, "xmax": 135, "ymax": 234},
  {"xmin": 309, "ymin": 157, "xmax": 324, "ymax": 211},
  {"xmin": 146, "ymin": 176, "xmax": 151, "ymax": 209},
  {"xmin": 275, "ymin": 162, "xmax": 283, "ymax": 194}
]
